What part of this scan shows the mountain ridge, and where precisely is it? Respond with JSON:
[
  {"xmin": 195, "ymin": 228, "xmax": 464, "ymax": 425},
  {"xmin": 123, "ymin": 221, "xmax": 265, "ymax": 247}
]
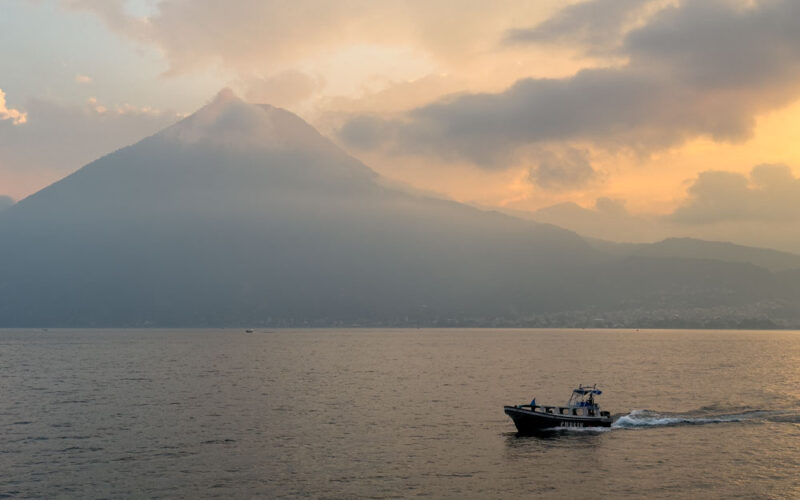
[
  {"xmin": 586, "ymin": 237, "xmax": 800, "ymax": 272},
  {"xmin": 1, "ymin": 90, "xmax": 798, "ymax": 327}
]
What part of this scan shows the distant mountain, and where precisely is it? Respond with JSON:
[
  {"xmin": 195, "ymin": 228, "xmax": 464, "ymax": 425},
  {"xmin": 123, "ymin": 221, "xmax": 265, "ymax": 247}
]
[
  {"xmin": 527, "ymin": 201, "xmax": 664, "ymax": 243},
  {"xmin": 1, "ymin": 90, "xmax": 798, "ymax": 327},
  {"xmin": 0, "ymin": 90, "xmax": 597, "ymax": 326},
  {"xmin": 588, "ymin": 237, "xmax": 800, "ymax": 272}
]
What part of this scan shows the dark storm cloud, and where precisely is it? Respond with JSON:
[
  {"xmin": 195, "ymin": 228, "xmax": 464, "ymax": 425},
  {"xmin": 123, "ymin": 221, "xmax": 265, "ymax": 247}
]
[
  {"xmin": 505, "ymin": 0, "xmax": 654, "ymax": 53},
  {"xmin": 338, "ymin": 115, "xmax": 399, "ymax": 152},
  {"xmin": 670, "ymin": 164, "xmax": 800, "ymax": 224},
  {"xmin": 624, "ymin": 0, "xmax": 800, "ymax": 88},
  {"xmin": 339, "ymin": 0, "xmax": 800, "ymax": 168}
]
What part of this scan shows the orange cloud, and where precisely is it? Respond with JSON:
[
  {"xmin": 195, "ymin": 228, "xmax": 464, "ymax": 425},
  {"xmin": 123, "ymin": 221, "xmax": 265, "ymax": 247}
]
[
  {"xmin": 23, "ymin": 0, "xmax": 800, "ymax": 243},
  {"xmin": 64, "ymin": 0, "xmax": 564, "ymax": 74},
  {"xmin": 0, "ymin": 89, "xmax": 27, "ymax": 125},
  {"xmin": 237, "ymin": 70, "xmax": 325, "ymax": 108}
]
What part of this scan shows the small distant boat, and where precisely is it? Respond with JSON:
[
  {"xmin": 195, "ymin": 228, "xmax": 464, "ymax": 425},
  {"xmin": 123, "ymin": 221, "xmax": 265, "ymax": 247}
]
[
  {"xmin": 504, "ymin": 384, "xmax": 613, "ymax": 433},
  {"xmin": 245, "ymin": 329, "xmax": 254, "ymax": 333}
]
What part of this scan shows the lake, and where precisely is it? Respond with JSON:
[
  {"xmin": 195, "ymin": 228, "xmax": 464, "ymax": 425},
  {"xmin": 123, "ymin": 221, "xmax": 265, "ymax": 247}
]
[{"xmin": 1, "ymin": 328, "xmax": 798, "ymax": 498}]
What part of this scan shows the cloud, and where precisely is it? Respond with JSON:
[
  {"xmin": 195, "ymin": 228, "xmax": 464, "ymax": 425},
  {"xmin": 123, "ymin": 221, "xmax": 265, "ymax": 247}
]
[
  {"xmin": 529, "ymin": 148, "xmax": 598, "ymax": 190},
  {"xmin": 61, "ymin": 0, "xmax": 150, "ymax": 39},
  {"xmin": 0, "ymin": 97, "xmax": 182, "ymax": 199},
  {"xmin": 321, "ymin": 74, "xmax": 465, "ymax": 116},
  {"xmin": 594, "ymin": 196, "xmax": 629, "ymax": 216},
  {"xmin": 530, "ymin": 196, "xmax": 665, "ymax": 243},
  {"xmin": 523, "ymin": 163, "xmax": 800, "ymax": 253},
  {"xmin": 671, "ymin": 164, "xmax": 800, "ymax": 224},
  {"xmin": 338, "ymin": 115, "xmax": 400, "ymax": 155},
  {"xmin": 85, "ymin": 96, "xmax": 171, "ymax": 116},
  {"xmin": 75, "ymin": 74, "xmax": 93, "ymax": 84},
  {"xmin": 62, "ymin": 0, "xmax": 546, "ymax": 75},
  {"xmin": 338, "ymin": 0, "xmax": 800, "ymax": 168},
  {"xmin": 505, "ymin": 0, "xmax": 661, "ymax": 53},
  {"xmin": 0, "ymin": 89, "xmax": 27, "ymax": 125},
  {"xmin": 237, "ymin": 70, "xmax": 325, "ymax": 108},
  {"xmin": 87, "ymin": 97, "xmax": 107, "ymax": 114}
]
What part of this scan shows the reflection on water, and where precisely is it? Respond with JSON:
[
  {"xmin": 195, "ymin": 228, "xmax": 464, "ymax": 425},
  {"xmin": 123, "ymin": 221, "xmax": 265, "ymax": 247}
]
[
  {"xmin": 504, "ymin": 429, "xmax": 608, "ymax": 451},
  {"xmin": 0, "ymin": 328, "xmax": 798, "ymax": 498}
]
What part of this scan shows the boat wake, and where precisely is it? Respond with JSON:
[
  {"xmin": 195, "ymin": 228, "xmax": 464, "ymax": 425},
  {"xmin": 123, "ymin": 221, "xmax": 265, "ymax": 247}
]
[
  {"xmin": 611, "ymin": 408, "xmax": 796, "ymax": 429},
  {"xmin": 529, "ymin": 407, "xmax": 800, "ymax": 434}
]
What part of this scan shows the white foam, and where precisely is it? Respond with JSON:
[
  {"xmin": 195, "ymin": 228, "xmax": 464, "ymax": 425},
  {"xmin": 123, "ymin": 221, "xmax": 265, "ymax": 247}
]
[{"xmin": 612, "ymin": 409, "xmax": 754, "ymax": 429}]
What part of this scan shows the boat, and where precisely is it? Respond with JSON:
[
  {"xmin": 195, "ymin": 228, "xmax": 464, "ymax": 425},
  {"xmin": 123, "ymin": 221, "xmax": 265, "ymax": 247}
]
[{"xmin": 504, "ymin": 384, "xmax": 613, "ymax": 433}]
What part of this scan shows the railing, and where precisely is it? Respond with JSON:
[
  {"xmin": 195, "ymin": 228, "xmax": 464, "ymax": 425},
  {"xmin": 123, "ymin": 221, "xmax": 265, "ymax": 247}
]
[{"xmin": 516, "ymin": 404, "xmax": 609, "ymax": 419}]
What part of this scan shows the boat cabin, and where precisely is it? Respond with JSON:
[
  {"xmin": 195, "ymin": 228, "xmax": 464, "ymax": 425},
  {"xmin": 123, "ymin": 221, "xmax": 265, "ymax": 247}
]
[{"xmin": 524, "ymin": 385, "xmax": 610, "ymax": 418}]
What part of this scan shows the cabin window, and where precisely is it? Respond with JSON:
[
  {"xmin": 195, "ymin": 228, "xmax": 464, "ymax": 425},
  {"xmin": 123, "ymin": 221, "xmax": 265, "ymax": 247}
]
[
  {"xmin": 573, "ymin": 408, "xmax": 583, "ymax": 416},
  {"xmin": 560, "ymin": 408, "xmax": 568, "ymax": 415}
]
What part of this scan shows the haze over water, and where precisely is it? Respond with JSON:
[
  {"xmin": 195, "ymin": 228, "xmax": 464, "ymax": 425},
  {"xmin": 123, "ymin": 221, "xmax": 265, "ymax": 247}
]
[{"xmin": 1, "ymin": 328, "xmax": 798, "ymax": 499}]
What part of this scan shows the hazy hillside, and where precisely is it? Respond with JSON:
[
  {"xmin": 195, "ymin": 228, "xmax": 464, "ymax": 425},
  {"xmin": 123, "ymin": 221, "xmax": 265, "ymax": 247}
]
[
  {"xmin": 0, "ymin": 195, "xmax": 13, "ymax": 212},
  {"xmin": 0, "ymin": 91, "xmax": 598, "ymax": 326},
  {"xmin": 1, "ymin": 90, "xmax": 799, "ymax": 327},
  {"xmin": 587, "ymin": 237, "xmax": 800, "ymax": 272}
]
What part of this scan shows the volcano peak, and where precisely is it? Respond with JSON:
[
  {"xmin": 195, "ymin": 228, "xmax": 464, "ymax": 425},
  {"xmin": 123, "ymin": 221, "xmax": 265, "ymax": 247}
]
[
  {"xmin": 213, "ymin": 87, "xmax": 239, "ymax": 104},
  {"xmin": 159, "ymin": 89, "xmax": 328, "ymax": 152}
]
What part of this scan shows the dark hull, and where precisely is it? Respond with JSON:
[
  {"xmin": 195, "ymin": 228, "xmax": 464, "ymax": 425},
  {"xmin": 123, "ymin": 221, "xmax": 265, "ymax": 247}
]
[{"xmin": 504, "ymin": 406, "xmax": 612, "ymax": 433}]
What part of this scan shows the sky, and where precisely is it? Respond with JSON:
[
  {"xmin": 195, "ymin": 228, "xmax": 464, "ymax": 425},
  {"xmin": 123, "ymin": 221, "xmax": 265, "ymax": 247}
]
[{"xmin": 2, "ymin": 0, "xmax": 800, "ymax": 251}]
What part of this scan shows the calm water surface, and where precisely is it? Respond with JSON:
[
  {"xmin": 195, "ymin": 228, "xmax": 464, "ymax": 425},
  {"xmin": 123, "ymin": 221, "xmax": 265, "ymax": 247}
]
[{"xmin": 1, "ymin": 328, "xmax": 798, "ymax": 499}]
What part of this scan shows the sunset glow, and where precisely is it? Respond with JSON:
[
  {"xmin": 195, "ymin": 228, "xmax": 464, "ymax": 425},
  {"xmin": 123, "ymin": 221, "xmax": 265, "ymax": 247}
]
[{"xmin": 2, "ymin": 0, "xmax": 800, "ymax": 251}]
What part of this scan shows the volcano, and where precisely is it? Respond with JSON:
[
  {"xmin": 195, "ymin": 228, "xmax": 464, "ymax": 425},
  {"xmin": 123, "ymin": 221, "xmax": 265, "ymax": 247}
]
[{"xmin": 0, "ymin": 90, "xmax": 607, "ymax": 326}]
